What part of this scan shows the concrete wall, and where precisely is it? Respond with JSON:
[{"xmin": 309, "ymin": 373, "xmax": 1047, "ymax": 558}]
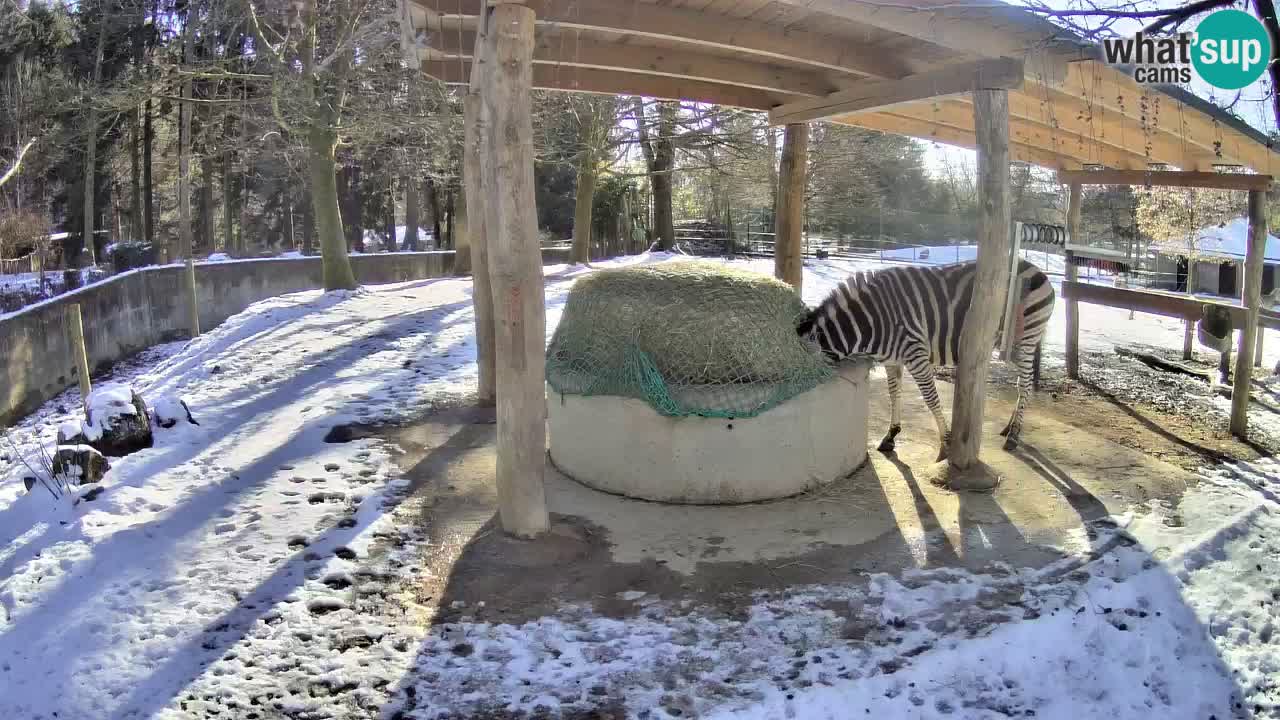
[{"xmin": 1, "ymin": 249, "xmax": 573, "ymax": 427}]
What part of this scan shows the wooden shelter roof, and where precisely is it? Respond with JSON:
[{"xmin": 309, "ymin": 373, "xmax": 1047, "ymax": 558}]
[{"xmin": 401, "ymin": 0, "xmax": 1280, "ymax": 174}]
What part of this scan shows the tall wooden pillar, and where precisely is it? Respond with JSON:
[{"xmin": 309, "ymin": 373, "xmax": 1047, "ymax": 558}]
[
  {"xmin": 1064, "ymin": 183, "xmax": 1082, "ymax": 379},
  {"xmin": 464, "ymin": 89, "xmax": 495, "ymax": 405},
  {"xmin": 1231, "ymin": 189, "xmax": 1267, "ymax": 438},
  {"xmin": 774, "ymin": 122, "xmax": 807, "ymax": 292},
  {"xmin": 948, "ymin": 89, "xmax": 1011, "ymax": 478},
  {"xmin": 478, "ymin": 2, "xmax": 549, "ymax": 537}
]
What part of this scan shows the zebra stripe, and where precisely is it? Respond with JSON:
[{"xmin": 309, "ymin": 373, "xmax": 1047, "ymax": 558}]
[{"xmin": 797, "ymin": 259, "xmax": 1056, "ymax": 461}]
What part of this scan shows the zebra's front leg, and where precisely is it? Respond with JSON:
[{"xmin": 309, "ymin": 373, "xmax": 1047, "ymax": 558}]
[
  {"xmin": 877, "ymin": 363, "xmax": 903, "ymax": 453},
  {"xmin": 906, "ymin": 354, "xmax": 950, "ymax": 462}
]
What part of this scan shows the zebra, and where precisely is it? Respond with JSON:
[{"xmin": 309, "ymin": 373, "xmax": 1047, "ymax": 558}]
[{"xmin": 796, "ymin": 259, "xmax": 1056, "ymax": 462}]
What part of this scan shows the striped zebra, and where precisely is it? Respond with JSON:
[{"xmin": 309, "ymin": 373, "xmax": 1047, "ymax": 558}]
[{"xmin": 796, "ymin": 259, "xmax": 1055, "ymax": 462}]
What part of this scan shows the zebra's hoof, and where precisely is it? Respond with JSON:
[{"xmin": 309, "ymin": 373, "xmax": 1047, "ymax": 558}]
[
  {"xmin": 934, "ymin": 449, "xmax": 948, "ymax": 463},
  {"xmin": 999, "ymin": 425, "xmax": 1011, "ymax": 437},
  {"xmin": 877, "ymin": 437, "xmax": 896, "ymax": 453},
  {"xmin": 1002, "ymin": 437, "xmax": 1020, "ymax": 452}
]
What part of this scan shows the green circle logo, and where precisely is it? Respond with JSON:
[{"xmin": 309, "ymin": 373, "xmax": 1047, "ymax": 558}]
[{"xmin": 1192, "ymin": 9, "xmax": 1272, "ymax": 90}]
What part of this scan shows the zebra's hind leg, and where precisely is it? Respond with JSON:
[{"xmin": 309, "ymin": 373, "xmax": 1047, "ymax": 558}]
[
  {"xmin": 1002, "ymin": 339, "xmax": 1040, "ymax": 451},
  {"xmin": 878, "ymin": 363, "xmax": 904, "ymax": 453},
  {"xmin": 905, "ymin": 354, "xmax": 950, "ymax": 462}
]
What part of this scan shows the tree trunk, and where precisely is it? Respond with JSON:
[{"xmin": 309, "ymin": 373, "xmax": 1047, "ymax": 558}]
[
  {"xmin": 283, "ymin": 192, "xmax": 295, "ymax": 250},
  {"xmin": 176, "ymin": 15, "xmax": 194, "ymax": 261},
  {"xmin": 221, "ymin": 113, "xmax": 235, "ymax": 252},
  {"xmin": 445, "ymin": 187, "xmax": 456, "ymax": 249},
  {"xmin": 402, "ymin": 173, "xmax": 420, "ymax": 251},
  {"xmin": 571, "ymin": 112, "xmax": 599, "ymax": 264},
  {"xmin": 774, "ymin": 123, "xmax": 807, "ymax": 291},
  {"xmin": 425, "ymin": 177, "xmax": 443, "ymax": 248},
  {"xmin": 302, "ymin": 180, "xmax": 315, "ymax": 255},
  {"xmin": 385, "ymin": 174, "xmax": 396, "ymax": 250},
  {"xmin": 199, "ymin": 155, "xmax": 215, "ymax": 253},
  {"xmin": 130, "ymin": 108, "xmax": 143, "ymax": 241},
  {"xmin": 651, "ymin": 171, "xmax": 674, "ymax": 251},
  {"xmin": 81, "ymin": 16, "xmax": 108, "ymax": 266},
  {"xmin": 309, "ymin": 126, "xmax": 357, "ymax": 290}
]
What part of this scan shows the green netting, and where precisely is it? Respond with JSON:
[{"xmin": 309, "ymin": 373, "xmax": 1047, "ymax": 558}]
[{"xmin": 546, "ymin": 261, "xmax": 834, "ymax": 418}]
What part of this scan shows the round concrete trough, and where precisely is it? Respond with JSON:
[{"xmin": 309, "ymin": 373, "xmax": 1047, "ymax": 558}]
[{"xmin": 547, "ymin": 361, "xmax": 871, "ymax": 504}]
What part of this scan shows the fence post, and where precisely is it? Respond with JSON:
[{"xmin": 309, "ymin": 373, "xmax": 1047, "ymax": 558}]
[
  {"xmin": 1065, "ymin": 183, "xmax": 1081, "ymax": 380},
  {"xmin": 185, "ymin": 256, "xmax": 201, "ymax": 338},
  {"xmin": 64, "ymin": 303, "xmax": 92, "ymax": 412}
]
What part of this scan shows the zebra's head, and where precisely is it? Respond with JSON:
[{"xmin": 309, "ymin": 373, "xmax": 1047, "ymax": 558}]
[{"xmin": 796, "ymin": 306, "xmax": 842, "ymax": 364}]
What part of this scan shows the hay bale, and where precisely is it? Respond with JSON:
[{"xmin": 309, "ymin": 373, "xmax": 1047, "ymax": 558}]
[{"xmin": 546, "ymin": 261, "xmax": 831, "ymax": 418}]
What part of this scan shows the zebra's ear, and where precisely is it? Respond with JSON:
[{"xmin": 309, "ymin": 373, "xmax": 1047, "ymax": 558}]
[{"xmin": 796, "ymin": 307, "xmax": 819, "ymax": 337}]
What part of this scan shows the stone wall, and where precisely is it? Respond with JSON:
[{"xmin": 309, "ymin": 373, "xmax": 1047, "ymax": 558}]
[{"xmin": 1, "ymin": 249, "xmax": 572, "ymax": 427}]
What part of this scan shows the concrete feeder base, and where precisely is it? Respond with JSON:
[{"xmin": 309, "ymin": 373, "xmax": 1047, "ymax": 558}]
[{"xmin": 547, "ymin": 361, "xmax": 871, "ymax": 504}]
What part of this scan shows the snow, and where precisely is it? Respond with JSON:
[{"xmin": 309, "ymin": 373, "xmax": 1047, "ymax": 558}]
[
  {"xmin": 2, "ymin": 251, "xmax": 1279, "ymax": 719},
  {"xmin": 878, "ymin": 244, "xmax": 1073, "ymax": 276},
  {"xmin": 1166, "ymin": 216, "xmax": 1280, "ymax": 262}
]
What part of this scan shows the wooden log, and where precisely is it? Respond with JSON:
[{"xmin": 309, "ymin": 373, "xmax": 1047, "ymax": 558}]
[
  {"xmin": 479, "ymin": 2, "xmax": 549, "ymax": 537},
  {"xmin": 1231, "ymin": 189, "xmax": 1267, "ymax": 437},
  {"xmin": 64, "ymin": 303, "xmax": 92, "ymax": 413},
  {"xmin": 1064, "ymin": 184, "xmax": 1081, "ymax": 379},
  {"xmin": 774, "ymin": 122, "xmax": 806, "ymax": 292},
  {"xmin": 185, "ymin": 256, "xmax": 200, "ymax": 338},
  {"xmin": 1056, "ymin": 169, "xmax": 1273, "ymax": 192},
  {"xmin": 948, "ymin": 89, "xmax": 1011, "ymax": 475}
]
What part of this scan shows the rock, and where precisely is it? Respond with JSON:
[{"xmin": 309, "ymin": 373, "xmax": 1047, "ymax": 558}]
[
  {"xmin": 152, "ymin": 395, "xmax": 198, "ymax": 429},
  {"xmin": 56, "ymin": 419, "xmax": 88, "ymax": 446},
  {"xmin": 52, "ymin": 445, "xmax": 110, "ymax": 485},
  {"xmin": 84, "ymin": 386, "xmax": 153, "ymax": 457}
]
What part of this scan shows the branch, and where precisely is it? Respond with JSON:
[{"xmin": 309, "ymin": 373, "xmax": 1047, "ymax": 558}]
[
  {"xmin": 244, "ymin": 0, "xmax": 285, "ymax": 66},
  {"xmin": 1144, "ymin": 0, "xmax": 1236, "ymax": 33},
  {"xmin": 317, "ymin": 12, "xmax": 399, "ymax": 72},
  {"xmin": 0, "ymin": 137, "xmax": 36, "ymax": 189}
]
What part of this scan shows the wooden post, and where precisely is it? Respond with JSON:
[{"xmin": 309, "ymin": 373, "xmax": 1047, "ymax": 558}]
[
  {"xmin": 1256, "ymin": 328, "xmax": 1265, "ymax": 367},
  {"xmin": 774, "ymin": 122, "xmax": 807, "ymax": 292},
  {"xmin": 464, "ymin": 90, "xmax": 495, "ymax": 406},
  {"xmin": 478, "ymin": 2, "xmax": 549, "ymax": 538},
  {"xmin": 185, "ymin": 256, "xmax": 200, "ymax": 337},
  {"xmin": 1183, "ymin": 322, "xmax": 1195, "ymax": 360},
  {"xmin": 1231, "ymin": 189, "xmax": 1267, "ymax": 437},
  {"xmin": 64, "ymin": 303, "xmax": 92, "ymax": 412},
  {"xmin": 1065, "ymin": 184, "xmax": 1082, "ymax": 379},
  {"xmin": 999, "ymin": 221, "xmax": 1023, "ymax": 361},
  {"xmin": 948, "ymin": 89, "xmax": 1011, "ymax": 477}
]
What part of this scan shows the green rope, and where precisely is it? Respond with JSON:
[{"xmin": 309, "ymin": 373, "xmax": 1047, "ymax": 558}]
[{"xmin": 546, "ymin": 261, "xmax": 832, "ymax": 418}]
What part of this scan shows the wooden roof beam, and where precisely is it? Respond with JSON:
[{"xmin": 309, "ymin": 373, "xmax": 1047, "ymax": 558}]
[
  {"xmin": 769, "ymin": 58, "xmax": 1022, "ymax": 125},
  {"xmin": 1064, "ymin": 60, "xmax": 1280, "ymax": 172},
  {"xmin": 408, "ymin": 0, "xmax": 913, "ymax": 80},
  {"xmin": 422, "ymin": 59, "xmax": 798, "ymax": 110},
  {"xmin": 854, "ymin": 98, "xmax": 1155, "ymax": 170},
  {"xmin": 1013, "ymin": 82, "xmax": 1222, "ymax": 171},
  {"xmin": 1057, "ymin": 169, "xmax": 1274, "ymax": 190},
  {"xmin": 426, "ymin": 30, "xmax": 836, "ymax": 97},
  {"xmin": 834, "ymin": 111, "xmax": 1082, "ymax": 170},
  {"xmin": 768, "ymin": 0, "xmax": 1089, "ymax": 66}
]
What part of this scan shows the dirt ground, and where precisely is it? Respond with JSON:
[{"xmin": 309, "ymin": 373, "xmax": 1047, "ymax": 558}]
[{"xmin": 336, "ymin": 346, "xmax": 1276, "ymax": 638}]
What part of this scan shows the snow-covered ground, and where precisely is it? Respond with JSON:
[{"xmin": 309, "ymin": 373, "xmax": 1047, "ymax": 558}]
[{"xmin": 2, "ymin": 253, "xmax": 1279, "ymax": 719}]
